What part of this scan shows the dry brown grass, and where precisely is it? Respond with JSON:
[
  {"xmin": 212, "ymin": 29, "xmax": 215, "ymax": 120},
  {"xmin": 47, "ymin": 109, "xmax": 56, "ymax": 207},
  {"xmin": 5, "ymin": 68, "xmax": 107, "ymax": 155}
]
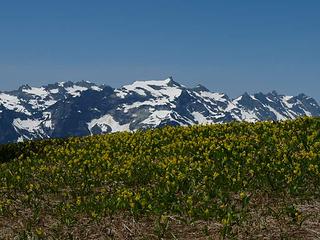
[{"xmin": 1, "ymin": 199, "xmax": 320, "ymax": 239}]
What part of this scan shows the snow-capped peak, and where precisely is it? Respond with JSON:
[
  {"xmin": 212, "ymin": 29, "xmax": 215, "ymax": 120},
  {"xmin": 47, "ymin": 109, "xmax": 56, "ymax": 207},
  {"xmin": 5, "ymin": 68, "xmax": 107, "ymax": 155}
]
[
  {"xmin": 22, "ymin": 86, "xmax": 49, "ymax": 98},
  {"xmin": 115, "ymin": 77, "xmax": 182, "ymax": 100}
]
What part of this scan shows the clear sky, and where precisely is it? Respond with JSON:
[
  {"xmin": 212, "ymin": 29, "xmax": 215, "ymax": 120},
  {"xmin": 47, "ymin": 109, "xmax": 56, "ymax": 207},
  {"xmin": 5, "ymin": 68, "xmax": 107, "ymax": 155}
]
[{"xmin": 0, "ymin": 0, "xmax": 319, "ymax": 99}]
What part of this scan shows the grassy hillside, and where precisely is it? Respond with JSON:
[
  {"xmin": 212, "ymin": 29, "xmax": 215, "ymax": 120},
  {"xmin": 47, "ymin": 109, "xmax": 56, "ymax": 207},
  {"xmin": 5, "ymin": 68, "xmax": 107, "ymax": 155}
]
[{"xmin": 1, "ymin": 117, "xmax": 320, "ymax": 239}]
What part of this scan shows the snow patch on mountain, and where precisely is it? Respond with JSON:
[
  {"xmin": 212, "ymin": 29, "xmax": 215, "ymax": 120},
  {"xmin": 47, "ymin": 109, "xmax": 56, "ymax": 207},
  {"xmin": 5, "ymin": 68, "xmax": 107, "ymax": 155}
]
[
  {"xmin": 266, "ymin": 106, "xmax": 287, "ymax": 120},
  {"xmin": 50, "ymin": 89, "xmax": 59, "ymax": 94},
  {"xmin": 239, "ymin": 109, "xmax": 259, "ymax": 122},
  {"xmin": 22, "ymin": 87, "xmax": 49, "ymax": 97},
  {"xmin": 282, "ymin": 96, "xmax": 294, "ymax": 108},
  {"xmin": 0, "ymin": 93, "xmax": 31, "ymax": 115},
  {"xmin": 116, "ymin": 78, "xmax": 182, "ymax": 101},
  {"xmin": 122, "ymin": 98, "xmax": 173, "ymax": 113},
  {"xmin": 29, "ymin": 99, "xmax": 57, "ymax": 110},
  {"xmin": 87, "ymin": 114, "xmax": 130, "ymax": 133},
  {"xmin": 198, "ymin": 91, "xmax": 227, "ymax": 102},
  {"xmin": 42, "ymin": 112, "xmax": 53, "ymax": 129},
  {"xmin": 142, "ymin": 110, "xmax": 173, "ymax": 125},
  {"xmin": 65, "ymin": 86, "xmax": 89, "ymax": 97},
  {"xmin": 13, "ymin": 118, "xmax": 43, "ymax": 133},
  {"xmin": 91, "ymin": 86, "xmax": 103, "ymax": 91},
  {"xmin": 192, "ymin": 111, "xmax": 209, "ymax": 124}
]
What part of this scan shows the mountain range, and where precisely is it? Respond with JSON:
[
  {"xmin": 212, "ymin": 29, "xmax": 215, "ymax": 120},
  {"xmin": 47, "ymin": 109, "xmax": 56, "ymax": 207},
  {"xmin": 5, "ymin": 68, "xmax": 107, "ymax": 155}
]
[{"xmin": 0, "ymin": 77, "xmax": 319, "ymax": 144}]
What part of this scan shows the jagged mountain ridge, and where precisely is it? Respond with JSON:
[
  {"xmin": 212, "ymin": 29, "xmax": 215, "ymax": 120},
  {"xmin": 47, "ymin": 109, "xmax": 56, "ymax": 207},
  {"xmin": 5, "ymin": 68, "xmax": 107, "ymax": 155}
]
[{"xmin": 0, "ymin": 77, "xmax": 319, "ymax": 144}]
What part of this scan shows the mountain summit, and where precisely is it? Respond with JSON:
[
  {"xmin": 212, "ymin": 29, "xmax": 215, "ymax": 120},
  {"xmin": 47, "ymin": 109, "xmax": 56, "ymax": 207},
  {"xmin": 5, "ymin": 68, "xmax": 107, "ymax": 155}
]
[{"xmin": 0, "ymin": 78, "xmax": 319, "ymax": 144}]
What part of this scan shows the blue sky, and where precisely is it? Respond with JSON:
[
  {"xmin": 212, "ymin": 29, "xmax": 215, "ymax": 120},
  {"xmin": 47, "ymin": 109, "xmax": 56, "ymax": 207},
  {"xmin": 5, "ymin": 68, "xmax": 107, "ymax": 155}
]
[{"xmin": 0, "ymin": 0, "xmax": 319, "ymax": 99}]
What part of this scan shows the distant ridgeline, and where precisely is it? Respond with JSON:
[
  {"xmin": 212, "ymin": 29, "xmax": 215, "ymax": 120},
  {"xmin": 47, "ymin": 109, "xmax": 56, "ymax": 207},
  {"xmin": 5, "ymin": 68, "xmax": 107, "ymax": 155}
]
[{"xmin": 0, "ymin": 77, "xmax": 319, "ymax": 144}]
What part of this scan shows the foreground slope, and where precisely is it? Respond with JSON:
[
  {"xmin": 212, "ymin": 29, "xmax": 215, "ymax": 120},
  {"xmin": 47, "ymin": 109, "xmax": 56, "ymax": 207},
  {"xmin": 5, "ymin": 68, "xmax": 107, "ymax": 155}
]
[
  {"xmin": 1, "ymin": 77, "xmax": 320, "ymax": 144},
  {"xmin": 0, "ymin": 117, "xmax": 320, "ymax": 239}
]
